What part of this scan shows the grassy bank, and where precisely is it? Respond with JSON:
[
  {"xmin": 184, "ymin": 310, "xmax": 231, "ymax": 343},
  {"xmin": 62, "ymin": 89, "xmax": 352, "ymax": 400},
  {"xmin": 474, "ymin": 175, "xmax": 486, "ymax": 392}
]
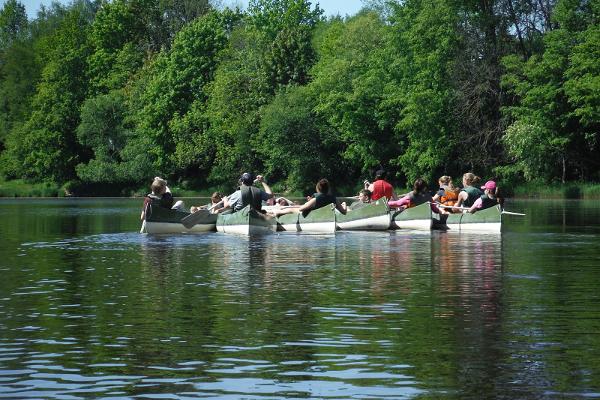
[
  {"xmin": 511, "ymin": 182, "xmax": 600, "ymax": 199},
  {"xmin": 3, "ymin": 178, "xmax": 600, "ymax": 200},
  {"xmin": 0, "ymin": 180, "xmax": 63, "ymax": 197}
]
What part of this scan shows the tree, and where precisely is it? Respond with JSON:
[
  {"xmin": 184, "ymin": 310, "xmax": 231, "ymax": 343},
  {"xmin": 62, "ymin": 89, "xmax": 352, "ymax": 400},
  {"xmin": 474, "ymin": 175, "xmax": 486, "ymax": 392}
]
[
  {"xmin": 501, "ymin": 0, "xmax": 600, "ymax": 182},
  {"xmin": 0, "ymin": 3, "xmax": 94, "ymax": 182}
]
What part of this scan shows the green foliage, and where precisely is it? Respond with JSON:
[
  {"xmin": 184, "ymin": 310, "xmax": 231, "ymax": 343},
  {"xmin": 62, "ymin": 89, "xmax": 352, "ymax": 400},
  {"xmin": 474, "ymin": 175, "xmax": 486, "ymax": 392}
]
[
  {"xmin": 389, "ymin": 0, "xmax": 460, "ymax": 183},
  {"xmin": 256, "ymin": 85, "xmax": 344, "ymax": 192},
  {"xmin": 0, "ymin": 0, "xmax": 599, "ymax": 194},
  {"xmin": 310, "ymin": 13, "xmax": 399, "ymax": 180}
]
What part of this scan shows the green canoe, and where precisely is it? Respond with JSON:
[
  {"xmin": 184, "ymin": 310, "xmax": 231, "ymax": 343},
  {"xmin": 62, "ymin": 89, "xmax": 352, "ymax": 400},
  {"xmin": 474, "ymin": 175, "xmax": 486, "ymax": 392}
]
[
  {"xmin": 141, "ymin": 205, "xmax": 217, "ymax": 234},
  {"xmin": 390, "ymin": 202, "xmax": 433, "ymax": 230},
  {"xmin": 335, "ymin": 199, "xmax": 391, "ymax": 231},
  {"xmin": 216, "ymin": 205, "xmax": 277, "ymax": 234},
  {"xmin": 434, "ymin": 205, "xmax": 502, "ymax": 232},
  {"xmin": 277, "ymin": 204, "xmax": 336, "ymax": 233}
]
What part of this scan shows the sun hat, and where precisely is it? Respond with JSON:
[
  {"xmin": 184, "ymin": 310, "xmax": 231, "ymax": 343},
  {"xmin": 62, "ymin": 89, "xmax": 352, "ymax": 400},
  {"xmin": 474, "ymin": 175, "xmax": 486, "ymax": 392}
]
[{"xmin": 481, "ymin": 180, "xmax": 497, "ymax": 190}]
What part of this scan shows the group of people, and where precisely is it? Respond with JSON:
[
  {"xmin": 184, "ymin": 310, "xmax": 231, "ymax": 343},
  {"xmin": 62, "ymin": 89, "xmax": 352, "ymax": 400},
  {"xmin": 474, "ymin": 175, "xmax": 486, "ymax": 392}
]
[
  {"xmin": 141, "ymin": 170, "xmax": 503, "ymax": 221},
  {"xmin": 354, "ymin": 170, "xmax": 502, "ymax": 214}
]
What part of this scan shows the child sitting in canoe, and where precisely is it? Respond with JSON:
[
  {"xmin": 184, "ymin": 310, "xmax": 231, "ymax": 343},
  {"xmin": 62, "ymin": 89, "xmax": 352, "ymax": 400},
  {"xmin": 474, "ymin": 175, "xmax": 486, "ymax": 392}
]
[
  {"xmin": 387, "ymin": 179, "xmax": 440, "ymax": 213},
  {"xmin": 432, "ymin": 175, "xmax": 460, "ymax": 214},
  {"xmin": 190, "ymin": 192, "xmax": 224, "ymax": 214},
  {"xmin": 467, "ymin": 180, "xmax": 503, "ymax": 213},
  {"xmin": 341, "ymin": 189, "xmax": 371, "ymax": 211}
]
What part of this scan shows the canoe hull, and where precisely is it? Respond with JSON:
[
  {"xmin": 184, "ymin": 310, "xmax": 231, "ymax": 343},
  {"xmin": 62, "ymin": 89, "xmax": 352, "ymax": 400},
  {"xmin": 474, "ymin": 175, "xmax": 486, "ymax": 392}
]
[
  {"xmin": 391, "ymin": 203, "xmax": 432, "ymax": 230},
  {"xmin": 336, "ymin": 199, "xmax": 391, "ymax": 231},
  {"xmin": 434, "ymin": 205, "xmax": 502, "ymax": 232},
  {"xmin": 141, "ymin": 206, "xmax": 216, "ymax": 234},
  {"xmin": 216, "ymin": 206, "xmax": 277, "ymax": 234},
  {"xmin": 277, "ymin": 205, "xmax": 336, "ymax": 233}
]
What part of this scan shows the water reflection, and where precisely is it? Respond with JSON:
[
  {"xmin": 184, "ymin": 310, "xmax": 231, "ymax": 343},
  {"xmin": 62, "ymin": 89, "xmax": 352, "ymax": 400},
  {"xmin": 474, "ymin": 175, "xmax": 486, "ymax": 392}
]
[{"xmin": 2, "ymin": 199, "xmax": 600, "ymax": 398}]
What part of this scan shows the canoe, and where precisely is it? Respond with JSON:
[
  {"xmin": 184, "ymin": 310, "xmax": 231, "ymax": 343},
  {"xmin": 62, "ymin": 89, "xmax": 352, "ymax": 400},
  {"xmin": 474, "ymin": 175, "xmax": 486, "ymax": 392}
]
[
  {"xmin": 216, "ymin": 205, "xmax": 277, "ymax": 234},
  {"xmin": 277, "ymin": 204, "xmax": 336, "ymax": 233},
  {"xmin": 141, "ymin": 206, "xmax": 217, "ymax": 234},
  {"xmin": 390, "ymin": 202, "xmax": 432, "ymax": 230},
  {"xmin": 335, "ymin": 199, "xmax": 391, "ymax": 231},
  {"xmin": 434, "ymin": 205, "xmax": 502, "ymax": 232}
]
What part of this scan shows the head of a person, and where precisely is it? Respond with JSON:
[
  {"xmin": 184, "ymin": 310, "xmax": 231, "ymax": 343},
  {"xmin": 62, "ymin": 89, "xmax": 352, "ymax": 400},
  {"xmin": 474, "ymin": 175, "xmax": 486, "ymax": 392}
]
[
  {"xmin": 481, "ymin": 180, "xmax": 497, "ymax": 196},
  {"xmin": 438, "ymin": 175, "xmax": 451, "ymax": 186},
  {"xmin": 211, "ymin": 192, "xmax": 223, "ymax": 204},
  {"xmin": 413, "ymin": 178, "xmax": 428, "ymax": 194},
  {"xmin": 151, "ymin": 178, "xmax": 167, "ymax": 195},
  {"xmin": 358, "ymin": 189, "xmax": 371, "ymax": 202},
  {"xmin": 375, "ymin": 169, "xmax": 387, "ymax": 181},
  {"xmin": 240, "ymin": 172, "xmax": 253, "ymax": 186},
  {"xmin": 462, "ymin": 172, "xmax": 478, "ymax": 186},
  {"xmin": 316, "ymin": 178, "xmax": 330, "ymax": 194},
  {"xmin": 277, "ymin": 197, "xmax": 290, "ymax": 206}
]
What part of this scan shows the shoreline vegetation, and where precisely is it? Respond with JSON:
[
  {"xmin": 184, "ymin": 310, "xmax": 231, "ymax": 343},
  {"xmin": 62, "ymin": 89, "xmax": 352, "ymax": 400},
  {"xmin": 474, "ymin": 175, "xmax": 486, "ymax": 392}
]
[{"xmin": 2, "ymin": 179, "xmax": 600, "ymax": 200}]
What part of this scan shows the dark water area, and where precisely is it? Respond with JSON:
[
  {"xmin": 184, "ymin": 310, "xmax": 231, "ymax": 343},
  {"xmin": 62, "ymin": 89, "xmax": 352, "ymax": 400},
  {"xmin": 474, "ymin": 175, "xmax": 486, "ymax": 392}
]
[{"xmin": 1, "ymin": 198, "xmax": 600, "ymax": 399}]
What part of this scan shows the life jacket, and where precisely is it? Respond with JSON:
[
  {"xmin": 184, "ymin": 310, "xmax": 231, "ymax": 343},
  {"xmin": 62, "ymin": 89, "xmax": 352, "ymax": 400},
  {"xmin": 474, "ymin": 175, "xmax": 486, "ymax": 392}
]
[
  {"xmin": 371, "ymin": 179, "xmax": 394, "ymax": 201},
  {"xmin": 440, "ymin": 187, "xmax": 459, "ymax": 206},
  {"xmin": 479, "ymin": 194, "xmax": 498, "ymax": 210},
  {"xmin": 145, "ymin": 192, "xmax": 173, "ymax": 209},
  {"xmin": 462, "ymin": 186, "xmax": 483, "ymax": 207},
  {"xmin": 240, "ymin": 185, "xmax": 263, "ymax": 212},
  {"xmin": 406, "ymin": 191, "xmax": 430, "ymax": 208}
]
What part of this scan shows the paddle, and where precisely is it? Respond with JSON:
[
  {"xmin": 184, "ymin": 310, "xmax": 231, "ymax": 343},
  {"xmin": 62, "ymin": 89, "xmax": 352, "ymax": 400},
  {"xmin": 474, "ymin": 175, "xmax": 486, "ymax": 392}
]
[
  {"xmin": 501, "ymin": 211, "xmax": 526, "ymax": 216},
  {"xmin": 181, "ymin": 201, "xmax": 223, "ymax": 229},
  {"xmin": 435, "ymin": 203, "xmax": 526, "ymax": 216}
]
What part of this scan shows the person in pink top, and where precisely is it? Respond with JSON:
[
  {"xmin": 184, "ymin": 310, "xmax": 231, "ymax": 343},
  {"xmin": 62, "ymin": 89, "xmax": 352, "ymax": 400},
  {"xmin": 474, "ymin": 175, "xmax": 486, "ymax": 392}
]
[
  {"xmin": 468, "ymin": 180, "xmax": 502, "ymax": 213},
  {"xmin": 388, "ymin": 178, "xmax": 440, "ymax": 213}
]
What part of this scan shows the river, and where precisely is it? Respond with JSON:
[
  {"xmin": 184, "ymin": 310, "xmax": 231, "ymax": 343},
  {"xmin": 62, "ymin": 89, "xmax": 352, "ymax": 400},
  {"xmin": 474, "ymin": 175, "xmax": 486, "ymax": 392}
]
[{"xmin": 1, "ymin": 198, "xmax": 599, "ymax": 399}]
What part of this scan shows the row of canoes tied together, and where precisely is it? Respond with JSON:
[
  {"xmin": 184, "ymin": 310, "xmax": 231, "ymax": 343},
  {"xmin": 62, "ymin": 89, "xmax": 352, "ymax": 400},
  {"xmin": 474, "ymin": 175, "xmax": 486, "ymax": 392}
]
[{"xmin": 141, "ymin": 199, "xmax": 505, "ymax": 235}]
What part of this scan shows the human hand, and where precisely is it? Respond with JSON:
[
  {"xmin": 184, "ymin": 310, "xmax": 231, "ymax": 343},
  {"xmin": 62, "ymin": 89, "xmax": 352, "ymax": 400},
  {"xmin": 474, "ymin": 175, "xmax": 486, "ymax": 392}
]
[{"xmin": 255, "ymin": 175, "xmax": 264, "ymax": 183}]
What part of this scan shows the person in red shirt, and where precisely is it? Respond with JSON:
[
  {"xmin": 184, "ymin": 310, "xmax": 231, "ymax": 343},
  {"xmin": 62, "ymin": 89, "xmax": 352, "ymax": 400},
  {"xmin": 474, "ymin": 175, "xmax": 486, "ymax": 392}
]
[{"xmin": 364, "ymin": 170, "xmax": 397, "ymax": 201}]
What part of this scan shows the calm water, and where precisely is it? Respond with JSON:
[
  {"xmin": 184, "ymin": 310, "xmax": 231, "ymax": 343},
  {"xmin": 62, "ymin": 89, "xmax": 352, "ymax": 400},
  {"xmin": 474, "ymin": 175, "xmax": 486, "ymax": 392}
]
[{"xmin": 1, "ymin": 198, "xmax": 600, "ymax": 399}]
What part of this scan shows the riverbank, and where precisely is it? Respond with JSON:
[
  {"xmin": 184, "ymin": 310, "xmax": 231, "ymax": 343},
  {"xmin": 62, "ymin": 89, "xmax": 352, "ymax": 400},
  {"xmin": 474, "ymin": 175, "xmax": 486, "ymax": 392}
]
[{"xmin": 2, "ymin": 179, "xmax": 600, "ymax": 199}]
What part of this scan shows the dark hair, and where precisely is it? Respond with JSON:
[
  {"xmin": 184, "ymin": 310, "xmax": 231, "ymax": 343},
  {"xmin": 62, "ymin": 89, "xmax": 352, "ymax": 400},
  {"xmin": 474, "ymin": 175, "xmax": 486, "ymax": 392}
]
[
  {"xmin": 359, "ymin": 189, "xmax": 371, "ymax": 198},
  {"xmin": 413, "ymin": 178, "xmax": 428, "ymax": 194},
  {"xmin": 240, "ymin": 172, "xmax": 253, "ymax": 185},
  {"xmin": 211, "ymin": 192, "xmax": 222, "ymax": 202},
  {"xmin": 316, "ymin": 178, "xmax": 330, "ymax": 194},
  {"xmin": 375, "ymin": 169, "xmax": 386, "ymax": 180}
]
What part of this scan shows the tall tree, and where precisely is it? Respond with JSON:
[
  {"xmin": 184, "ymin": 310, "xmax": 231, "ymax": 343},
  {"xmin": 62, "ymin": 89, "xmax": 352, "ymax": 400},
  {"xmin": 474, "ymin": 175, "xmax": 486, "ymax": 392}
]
[{"xmin": 0, "ymin": 3, "xmax": 94, "ymax": 182}]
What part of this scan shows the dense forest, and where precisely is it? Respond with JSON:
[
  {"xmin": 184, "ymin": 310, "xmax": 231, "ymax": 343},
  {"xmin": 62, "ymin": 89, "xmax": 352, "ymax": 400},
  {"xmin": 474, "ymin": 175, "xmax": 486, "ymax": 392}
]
[{"xmin": 0, "ymin": 0, "xmax": 598, "ymax": 195}]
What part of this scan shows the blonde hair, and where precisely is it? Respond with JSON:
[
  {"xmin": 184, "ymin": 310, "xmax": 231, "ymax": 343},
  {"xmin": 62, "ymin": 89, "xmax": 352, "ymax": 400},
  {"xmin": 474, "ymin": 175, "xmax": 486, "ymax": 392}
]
[
  {"xmin": 439, "ymin": 175, "xmax": 452, "ymax": 185},
  {"xmin": 151, "ymin": 177, "xmax": 167, "ymax": 194},
  {"xmin": 440, "ymin": 175, "xmax": 459, "ymax": 193},
  {"xmin": 462, "ymin": 172, "xmax": 480, "ymax": 186}
]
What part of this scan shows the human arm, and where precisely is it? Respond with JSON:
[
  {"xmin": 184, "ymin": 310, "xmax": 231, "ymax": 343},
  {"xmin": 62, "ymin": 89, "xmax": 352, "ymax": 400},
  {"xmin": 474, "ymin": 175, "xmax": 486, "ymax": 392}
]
[
  {"xmin": 454, "ymin": 191, "xmax": 467, "ymax": 208},
  {"xmin": 336, "ymin": 200, "xmax": 347, "ymax": 214},
  {"xmin": 468, "ymin": 198, "xmax": 482, "ymax": 213},
  {"xmin": 388, "ymin": 195, "xmax": 410, "ymax": 209},
  {"xmin": 255, "ymin": 175, "xmax": 273, "ymax": 197},
  {"xmin": 298, "ymin": 197, "xmax": 317, "ymax": 212}
]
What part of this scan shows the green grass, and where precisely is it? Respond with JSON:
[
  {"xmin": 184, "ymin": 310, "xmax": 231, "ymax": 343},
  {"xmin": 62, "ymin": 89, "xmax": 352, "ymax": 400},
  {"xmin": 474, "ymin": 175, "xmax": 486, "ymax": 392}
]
[
  {"xmin": 512, "ymin": 182, "xmax": 600, "ymax": 199},
  {"xmin": 0, "ymin": 179, "xmax": 62, "ymax": 197}
]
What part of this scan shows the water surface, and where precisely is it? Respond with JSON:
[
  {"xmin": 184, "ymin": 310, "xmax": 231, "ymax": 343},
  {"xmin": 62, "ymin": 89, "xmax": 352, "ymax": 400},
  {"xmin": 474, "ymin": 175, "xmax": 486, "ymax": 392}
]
[{"xmin": 1, "ymin": 198, "xmax": 599, "ymax": 399}]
